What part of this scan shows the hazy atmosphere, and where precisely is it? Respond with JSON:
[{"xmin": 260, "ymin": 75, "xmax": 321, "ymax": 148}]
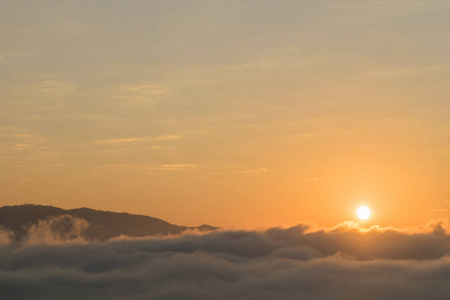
[
  {"xmin": 2, "ymin": 0, "xmax": 450, "ymax": 228},
  {"xmin": 2, "ymin": 1, "xmax": 450, "ymax": 299}
]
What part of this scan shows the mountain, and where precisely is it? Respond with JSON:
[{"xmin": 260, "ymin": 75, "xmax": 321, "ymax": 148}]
[{"xmin": 0, "ymin": 204, "xmax": 218, "ymax": 242}]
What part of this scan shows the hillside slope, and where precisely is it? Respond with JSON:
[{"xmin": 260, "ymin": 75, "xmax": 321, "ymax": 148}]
[{"xmin": 0, "ymin": 204, "xmax": 218, "ymax": 242}]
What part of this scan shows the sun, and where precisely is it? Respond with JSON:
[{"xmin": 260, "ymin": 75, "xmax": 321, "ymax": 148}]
[{"xmin": 356, "ymin": 206, "xmax": 371, "ymax": 220}]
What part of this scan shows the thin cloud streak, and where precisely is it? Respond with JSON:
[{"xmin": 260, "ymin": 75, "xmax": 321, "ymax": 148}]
[
  {"xmin": 158, "ymin": 164, "xmax": 196, "ymax": 170},
  {"xmin": 243, "ymin": 168, "xmax": 268, "ymax": 174},
  {"xmin": 96, "ymin": 138, "xmax": 147, "ymax": 143},
  {"xmin": 157, "ymin": 135, "xmax": 181, "ymax": 140},
  {"xmin": 301, "ymin": 176, "xmax": 333, "ymax": 182},
  {"xmin": 113, "ymin": 84, "xmax": 168, "ymax": 104}
]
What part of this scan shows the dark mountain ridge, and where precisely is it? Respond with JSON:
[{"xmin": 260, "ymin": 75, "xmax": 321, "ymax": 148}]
[{"xmin": 0, "ymin": 204, "xmax": 218, "ymax": 242}]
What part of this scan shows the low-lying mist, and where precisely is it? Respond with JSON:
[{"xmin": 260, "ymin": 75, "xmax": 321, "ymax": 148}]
[{"xmin": 0, "ymin": 217, "xmax": 449, "ymax": 299}]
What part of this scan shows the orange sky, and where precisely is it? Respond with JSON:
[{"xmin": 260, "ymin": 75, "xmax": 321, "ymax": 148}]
[{"xmin": 1, "ymin": 0, "xmax": 450, "ymax": 227}]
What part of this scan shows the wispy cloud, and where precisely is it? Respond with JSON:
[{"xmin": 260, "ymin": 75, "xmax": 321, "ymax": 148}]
[
  {"xmin": 14, "ymin": 144, "xmax": 33, "ymax": 150},
  {"xmin": 13, "ymin": 134, "xmax": 46, "ymax": 141},
  {"xmin": 157, "ymin": 135, "xmax": 181, "ymax": 140},
  {"xmin": 158, "ymin": 164, "xmax": 196, "ymax": 170},
  {"xmin": 243, "ymin": 168, "xmax": 268, "ymax": 174},
  {"xmin": 301, "ymin": 176, "xmax": 333, "ymax": 182},
  {"xmin": 243, "ymin": 62, "xmax": 281, "ymax": 69},
  {"xmin": 33, "ymin": 80, "xmax": 76, "ymax": 97},
  {"xmin": 97, "ymin": 138, "xmax": 146, "ymax": 143},
  {"xmin": 96, "ymin": 136, "xmax": 181, "ymax": 144},
  {"xmin": 120, "ymin": 84, "xmax": 167, "ymax": 94},
  {"xmin": 114, "ymin": 83, "xmax": 168, "ymax": 104},
  {"xmin": 11, "ymin": 134, "xmax": 31, "ymax": 138},
  {"xmin": 0, "ymin": 129, "xmax": 46, "ymax": 142}
]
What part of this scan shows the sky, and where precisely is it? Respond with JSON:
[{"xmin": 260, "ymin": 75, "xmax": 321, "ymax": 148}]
[{"xmin": 1, "ymin": 0, "xmax": 450, "ymax": 228}]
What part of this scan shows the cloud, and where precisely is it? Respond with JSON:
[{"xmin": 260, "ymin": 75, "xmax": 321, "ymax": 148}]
[
  {"xmin": 158, "ymin": 164, "xmax": 196, "ymax": 170},
  {"xmin": 242, "ymin": 62, "xmax": 281, "ymax": 69},
  {"xmin": 11, "ymin": 134, "xmax": 31, "ymax": 138},
  {"xmin": 25, "ymin": 215, "xmax": 89, "ymax": 245},
  {"xmin": 120, "ymin": 84, "xmax": 167, "ymax": 95},
  {"xmin": 1, "ymin": 220, "xmax": 449, "ymax": 299},
  {"xmin": 301, "ymin": 176, "xmax": 333, "ymax": 182},
  {"xmin": 0, "ymin": 215, "xmax": 89, "ymax": 245},
  {"xmin": 14, "ymin": 144, "xmax": 33, "ymax": 150},
  {"xmin": 33, "ymin": 80, "xmax": 76, "ymax": 97},
  {"xmin": 243, "ymin": 168, "xmax": 268, "ymax": 174},
  {"xmin": 157, "ymin": 135, "xmax": 181, "ymax": 140},
  {"xmin": 114, "ymin": 84, "xmax": 168, "ymax": 104},
  {"xmin": 0, "ymin": 129, "xmax": 46, "ymax": 142},
  {"xmin": 96, "ymin": 138, "xmax": 146, "ymax": 143}
]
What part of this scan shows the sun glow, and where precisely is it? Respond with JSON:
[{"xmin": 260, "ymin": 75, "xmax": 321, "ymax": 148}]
[{"xmin": 356, "ymin": 206, "xmax": 371, "ymax": 220}]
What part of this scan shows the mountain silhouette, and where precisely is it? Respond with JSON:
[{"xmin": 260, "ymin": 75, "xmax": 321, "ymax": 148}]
[{"xmin": 0, "ymin": 204, "xmax": 218, "ymax": 242}]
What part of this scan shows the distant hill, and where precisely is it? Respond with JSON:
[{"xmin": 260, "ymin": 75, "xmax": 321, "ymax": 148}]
[{"xmin": 0, "ymin": 204, "xmax": 218, "ymax": 243}]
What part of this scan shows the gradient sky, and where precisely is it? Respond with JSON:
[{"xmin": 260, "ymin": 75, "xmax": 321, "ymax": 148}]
[{"xmin": 1, "ymin": 0, "xmax": 450, "ymax": 227}]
